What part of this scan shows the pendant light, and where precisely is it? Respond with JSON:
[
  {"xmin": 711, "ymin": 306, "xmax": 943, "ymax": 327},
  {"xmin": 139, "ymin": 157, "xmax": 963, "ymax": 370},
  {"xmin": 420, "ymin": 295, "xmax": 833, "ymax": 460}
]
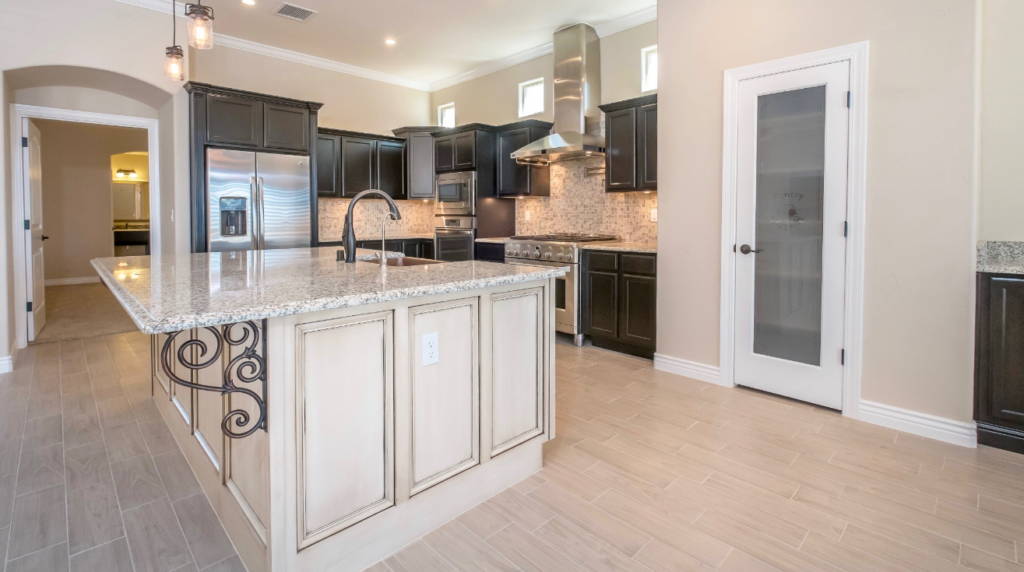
[
  {"xmin": 164, "ymin": 0, "xmax": 184, "ymax": 81},
  {"xmin": 185, "ymin": 1, "xmax": 214, "ymax": 49}
]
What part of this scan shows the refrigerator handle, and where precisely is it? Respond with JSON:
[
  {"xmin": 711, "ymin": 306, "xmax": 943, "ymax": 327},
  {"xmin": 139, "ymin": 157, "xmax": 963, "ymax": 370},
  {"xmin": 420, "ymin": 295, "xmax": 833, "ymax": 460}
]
[
  {"xmin": 256, "ymin": 176, "xmax": 266, "ymax": 250},
  {"xmin": 249, "ymin": 176, "xmax": 260, "ymax": 250}
]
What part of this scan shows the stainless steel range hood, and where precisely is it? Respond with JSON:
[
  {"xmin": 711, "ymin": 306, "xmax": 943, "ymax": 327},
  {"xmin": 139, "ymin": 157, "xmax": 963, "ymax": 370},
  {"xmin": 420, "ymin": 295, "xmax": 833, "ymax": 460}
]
[{"xmin": 511, "ymin": 23, "xmax": 603, "ymax": 165}]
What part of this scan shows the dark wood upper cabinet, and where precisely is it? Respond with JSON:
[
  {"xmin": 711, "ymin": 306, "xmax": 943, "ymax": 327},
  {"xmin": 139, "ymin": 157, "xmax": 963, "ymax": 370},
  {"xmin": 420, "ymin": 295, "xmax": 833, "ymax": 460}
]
[
  {"xmin": 316, "ymin": 134, "xmax": 340, "ymax": 198},
  {"xmin": 435, "ymin": 136, "xmax": 455, "ymax": 172},
  {"xmin": 638, "ymin": 104, "xmax": 657, "ymax": 190},
  {"xmin": 263, "ymin": 103, "xmax": 310, "ymax": 153},
  {"xmin": 340, "ymin": 136, "xmax": 376, "ymax": 198},
  {"xmin": 206, "ymin": 93, "xmax": 263, "ymax": 148},
  {"xmin": 376, "ymin": 140, "xmax": 406, "ymax": 200},
  {"xmin": 453, "ymin": 132, "xmax": 476, "ymax": 169},
  {"xmin": 599, "ymin": 94, "xmax": 657, "ymax": 193},
  {"xmin": 392, "ymin": 127, "xmax": 441, "ymax": 200},
  {"xmin": 604, "ymin": 108, "xmax": 637, "ymax": 190},
  {"xmin": 183, "ymin": 82, "xmax": 322, "ymax": 253},
  {"xmin": 496, "ymin": 121, "xmax": 552, "ymax": 197},
  {"xmin": 975, "ymin": 273, "xmax": 1024, "ymax": 454}
]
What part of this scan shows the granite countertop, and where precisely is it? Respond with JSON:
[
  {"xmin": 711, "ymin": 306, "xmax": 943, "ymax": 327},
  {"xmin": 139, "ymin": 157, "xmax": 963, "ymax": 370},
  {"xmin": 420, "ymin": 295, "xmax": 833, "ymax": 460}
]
[
  {"xmin": 92, "ymin": 247, "xmax": 566, "ymax": 334},
  {"xmin": 475, "ymin": 237, "xmax": 509, "ymax": 244},
  {"xmin": 581, "ymin": 242, "xmax": 657, "ymax": 254},
  {"xmin": 978, "ymin": 241, "xmax": 1024, "ymax": 275}
]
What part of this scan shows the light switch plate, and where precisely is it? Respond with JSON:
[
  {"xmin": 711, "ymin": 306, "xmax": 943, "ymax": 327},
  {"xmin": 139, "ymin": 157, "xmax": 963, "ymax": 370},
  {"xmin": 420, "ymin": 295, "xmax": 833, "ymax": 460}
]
[
  {"xmin": 422, "ymin": 332, "xmax": 439, "ymax": 366},
  {"xmin": 525, "ymin": 210, "xmax": 531, "ymax": 221},
  {"xmin": 651, "ymin": 208, "xmax": 658, "ymax": 222}
]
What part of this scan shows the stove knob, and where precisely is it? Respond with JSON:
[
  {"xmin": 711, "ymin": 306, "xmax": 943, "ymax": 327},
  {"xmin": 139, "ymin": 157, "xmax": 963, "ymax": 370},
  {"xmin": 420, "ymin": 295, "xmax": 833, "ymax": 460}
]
[
  {"xmin": 555, "ymin": 253, "xmax": 564, "ymax": 261},
  {"xmin": 543, "ymin": 252, "xmax": 552, "ymax": 260},
  {"xmin": 506, "ymin": 249, "xmax": 512, "ymax": 256},
  {"xmin": 512, "ymin": 249, "xmax": 519, "ymax": 257},
  {"xmin": 531, "ymin": 250, "xmax": 541, "ymax": 259}
]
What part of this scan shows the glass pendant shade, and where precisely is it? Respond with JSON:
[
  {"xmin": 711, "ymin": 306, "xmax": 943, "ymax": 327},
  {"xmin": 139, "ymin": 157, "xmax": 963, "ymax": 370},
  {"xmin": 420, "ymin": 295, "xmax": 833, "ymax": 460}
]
[
  {"xmin": 165, "ymin": 46, "xmax": 185, "ymax": 81},
  {"xmin": 186, "ymin": 3, "xmax": 214, "ymax": 49}
]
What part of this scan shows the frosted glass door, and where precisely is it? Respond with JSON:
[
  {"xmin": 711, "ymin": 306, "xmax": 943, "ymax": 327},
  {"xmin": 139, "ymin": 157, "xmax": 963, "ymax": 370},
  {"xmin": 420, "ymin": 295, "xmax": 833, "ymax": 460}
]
[
  {"xmin": 733, "ymin": 60, "xmax": 850, "ymax": 410},
  {"xmin": 752, "ymin": 86, "xmax": 826, "ymax": 366}
]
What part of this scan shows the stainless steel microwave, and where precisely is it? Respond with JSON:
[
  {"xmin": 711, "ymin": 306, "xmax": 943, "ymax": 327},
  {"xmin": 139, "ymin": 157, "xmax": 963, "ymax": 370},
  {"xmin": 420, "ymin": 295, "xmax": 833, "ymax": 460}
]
[{"xmin": 434, "ymin": 171, "xmax": 476, "ymax": 217}]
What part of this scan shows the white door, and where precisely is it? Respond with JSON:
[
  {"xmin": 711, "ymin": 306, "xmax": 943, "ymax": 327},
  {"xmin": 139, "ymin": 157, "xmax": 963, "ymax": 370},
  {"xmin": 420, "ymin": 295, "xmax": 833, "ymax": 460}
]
[
  {"xmin": 733, "ymin": 61, "xmax": 850, "ymax": 409},
  {"xmin": 24, "ymin": 119, "xmax": 46, "ymax": 342}
]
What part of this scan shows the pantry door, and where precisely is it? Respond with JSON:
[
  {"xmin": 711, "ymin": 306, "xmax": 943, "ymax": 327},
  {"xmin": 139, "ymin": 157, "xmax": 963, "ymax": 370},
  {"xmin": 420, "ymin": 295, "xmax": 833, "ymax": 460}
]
[{"xmin": 732, "ymin": 60, "xmax": 850, "ymax": 409}]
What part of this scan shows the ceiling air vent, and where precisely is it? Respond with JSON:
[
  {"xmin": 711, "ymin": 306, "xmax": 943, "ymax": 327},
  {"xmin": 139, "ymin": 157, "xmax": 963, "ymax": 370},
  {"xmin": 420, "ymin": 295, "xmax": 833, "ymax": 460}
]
[{"xmin": 273, "ymin": 2, "xmax": 317, "ymax": 22}]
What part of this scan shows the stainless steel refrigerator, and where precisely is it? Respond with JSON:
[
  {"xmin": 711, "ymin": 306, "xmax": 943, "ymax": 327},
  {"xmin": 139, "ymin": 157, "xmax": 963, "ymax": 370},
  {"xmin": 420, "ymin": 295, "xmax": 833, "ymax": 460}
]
[{"xmin": 207, "ymin": 148, "xmax": 311, "ymax": 252}]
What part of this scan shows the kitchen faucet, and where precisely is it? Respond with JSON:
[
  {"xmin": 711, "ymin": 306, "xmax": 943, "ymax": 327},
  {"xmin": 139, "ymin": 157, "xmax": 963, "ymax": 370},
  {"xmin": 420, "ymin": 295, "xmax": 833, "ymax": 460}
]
[{"xmin": 341, "ymin": 190, "xmax": 402, "ymax": 263}]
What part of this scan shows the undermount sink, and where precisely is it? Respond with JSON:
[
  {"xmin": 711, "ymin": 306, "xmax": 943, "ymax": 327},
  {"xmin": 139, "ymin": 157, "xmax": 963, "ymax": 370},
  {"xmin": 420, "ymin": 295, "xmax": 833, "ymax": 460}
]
[{"xmin": 375, "ymin": 256, "xmax": 441, "ymax": 267}]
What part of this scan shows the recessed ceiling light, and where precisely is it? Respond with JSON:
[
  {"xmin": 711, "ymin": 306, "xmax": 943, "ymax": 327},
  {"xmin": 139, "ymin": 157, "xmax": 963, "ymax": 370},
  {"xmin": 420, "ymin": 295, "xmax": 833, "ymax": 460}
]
[
  {"xmin": 242, "ymin": 0, "xmax": 255, "ymax": 4},
  {"xmin": 385, "ymin": 39, "xmax": 396, "ymax": 46}
]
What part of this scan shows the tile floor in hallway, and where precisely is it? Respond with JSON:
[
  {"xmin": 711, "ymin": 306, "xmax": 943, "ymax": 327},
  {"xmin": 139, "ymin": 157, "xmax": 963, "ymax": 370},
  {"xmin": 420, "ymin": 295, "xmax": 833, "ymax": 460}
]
[
  {"xmin": 3, "ymin": 332, "xmax": 1024, "ymax": 572},
  {"xmin": 0, "ymin": 332, "xmax": 244, "ymax": 572}
]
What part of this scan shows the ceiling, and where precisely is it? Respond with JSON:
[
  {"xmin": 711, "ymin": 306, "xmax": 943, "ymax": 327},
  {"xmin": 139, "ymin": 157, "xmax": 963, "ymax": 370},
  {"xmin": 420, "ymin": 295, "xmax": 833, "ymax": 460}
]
[{"xmin": 120, "ymin": 0, "xmax": 656, "ymax": 90}]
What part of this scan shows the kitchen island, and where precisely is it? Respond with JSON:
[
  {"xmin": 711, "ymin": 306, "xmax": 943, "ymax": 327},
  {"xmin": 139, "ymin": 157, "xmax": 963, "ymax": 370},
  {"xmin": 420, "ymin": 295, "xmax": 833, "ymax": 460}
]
[{"xmin": 92, "ymin": 246, "xmax": 565, "ymax": 572}]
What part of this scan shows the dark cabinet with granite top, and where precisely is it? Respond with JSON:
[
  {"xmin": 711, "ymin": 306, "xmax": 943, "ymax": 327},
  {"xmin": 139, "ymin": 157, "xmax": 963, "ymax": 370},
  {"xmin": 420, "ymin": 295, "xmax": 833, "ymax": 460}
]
[
  {"xmin": 317, "ymin": 128, "xmax": 406, "ymax": 200},
  {"xmin": 975, "ymin": 273, "xmax": 1024, "ymax": 453},
  {"xmin": 598, "ymin": 94, "xmax": 657, "ymax": 193},
  {"xmin": 583, "ymin": 250, "xmax": 657, "ymax": 358},
  {"xmin": 496, "ymin": 120, "xmax": 552, "ymax": 197}
]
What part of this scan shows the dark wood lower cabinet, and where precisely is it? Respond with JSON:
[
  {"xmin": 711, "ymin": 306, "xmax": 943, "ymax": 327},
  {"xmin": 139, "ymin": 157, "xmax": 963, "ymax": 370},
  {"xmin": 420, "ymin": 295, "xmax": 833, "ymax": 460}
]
[
  {"xmin": 975, "ymin": 273, "xmax": 1024, "ymax": 453},
  {"xmin": 350, "ymin": 238, "xmax": 435, "ymax": 259},
  {"xmin": 583, "ymin": 251, "xmax": 656, "ymax": 358},
  {"xmin": 474, "ymin": 242, "xmax": 506, "ymax": 262}
]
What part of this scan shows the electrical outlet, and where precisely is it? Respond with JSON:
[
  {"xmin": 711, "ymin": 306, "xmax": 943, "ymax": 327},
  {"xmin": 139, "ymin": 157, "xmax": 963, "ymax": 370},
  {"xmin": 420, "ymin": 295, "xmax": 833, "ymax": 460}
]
[
  {"xmin": 525, "ymin": 210, "xmax": 531, "ymax": 221},
  {"xmin": 422, "ymin": 332, "xmax": 439, "ymax": 366}
]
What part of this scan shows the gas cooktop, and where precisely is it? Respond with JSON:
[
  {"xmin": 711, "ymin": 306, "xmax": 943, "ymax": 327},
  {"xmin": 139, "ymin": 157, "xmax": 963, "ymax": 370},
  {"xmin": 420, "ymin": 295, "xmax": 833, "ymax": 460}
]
[{"xmin": 509, "ymin": 233, "xmax": 618, "ymax": 243}]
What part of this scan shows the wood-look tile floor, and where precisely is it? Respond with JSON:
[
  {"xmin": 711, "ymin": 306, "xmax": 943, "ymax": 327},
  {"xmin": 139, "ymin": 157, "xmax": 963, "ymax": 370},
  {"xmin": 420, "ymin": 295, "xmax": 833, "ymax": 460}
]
[
  {"xmin": 0, "ymin": 333, "xmax": 244, "ymax": 572},
  {"xmin": 371, "ymin": 339, "xmax": 1024, "ymax": 572}
]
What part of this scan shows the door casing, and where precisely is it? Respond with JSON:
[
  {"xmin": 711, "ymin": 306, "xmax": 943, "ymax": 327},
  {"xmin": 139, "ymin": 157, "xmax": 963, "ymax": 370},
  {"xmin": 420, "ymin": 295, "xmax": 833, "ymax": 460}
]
[{"xmin": 719, "ymin": 42, "xmax": 870, "ymax": 417}]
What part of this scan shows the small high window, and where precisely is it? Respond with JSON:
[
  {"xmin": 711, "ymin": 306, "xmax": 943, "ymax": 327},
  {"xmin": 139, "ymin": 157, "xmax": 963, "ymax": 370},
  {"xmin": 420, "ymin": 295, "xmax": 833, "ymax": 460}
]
[
  {"xmin": 438, "ymin": 102, "xmax": 456, "ymax": 128},
  {"xmin": 518, "ymin": 78, "xmax": 545, "ymax": 118},
  {"xmin": 641, "ymin": 45, "xmax": 658, "ymax": 92}
]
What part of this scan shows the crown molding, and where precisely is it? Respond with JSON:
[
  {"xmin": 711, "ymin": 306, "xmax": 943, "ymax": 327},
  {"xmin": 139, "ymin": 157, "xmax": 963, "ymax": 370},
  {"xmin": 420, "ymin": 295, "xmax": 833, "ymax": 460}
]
[{"xmin": 113, "ymin": 0, "xmax": 655, "ymax": 93}]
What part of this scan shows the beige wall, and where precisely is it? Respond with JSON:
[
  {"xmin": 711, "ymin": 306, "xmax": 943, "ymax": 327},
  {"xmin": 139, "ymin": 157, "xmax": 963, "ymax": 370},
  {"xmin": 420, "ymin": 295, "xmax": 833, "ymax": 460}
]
[
  {"xmin": 191, "ymin": 47, "xmax": 430, "ymax": 136},
  {"xmin": 430, "ymin": 22, "xmax": 658, "ymax": 127},
  {"xmin": 35, "ymin": 120, "xmax": 148, "ymax": 280},
  {"xmin": 658, "ymin": 0, "xmax": 978, "ymax": 422},
  {"xmin": 979, "ymin": 0, "xmax": 1024, "ymax": 242},
  {"xmin": 111, "ymin": 153, "xmax": 149, "ymax": 182}
]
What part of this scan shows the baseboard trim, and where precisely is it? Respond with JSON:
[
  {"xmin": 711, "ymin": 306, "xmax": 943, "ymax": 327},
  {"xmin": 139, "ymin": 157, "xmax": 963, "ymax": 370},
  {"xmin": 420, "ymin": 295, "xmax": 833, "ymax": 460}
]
[
  {"xmin": 653, "ymin": 353, "xmax": 724, "ymax": 386},
  {"xmin": 45, "ymin": 276, "xmax": 100, "ymax": 286},
  {"xmin": 0, "ymin": 343, "xmax": 16, "ymax": 373},
  {"xmin": 859, "ymin": 400, "xmax": 976, "ymax": 448}
]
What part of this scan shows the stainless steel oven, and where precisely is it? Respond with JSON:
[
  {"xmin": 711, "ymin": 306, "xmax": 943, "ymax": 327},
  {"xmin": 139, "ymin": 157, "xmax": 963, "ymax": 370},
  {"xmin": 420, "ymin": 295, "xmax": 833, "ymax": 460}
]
[
  {"xmin": 434, "ymin": 216, "xmax": 476, "ymax": 262},
  {"xmin": 507, "ymin": 257, "xmax": 575, "ymax": 337},
  {"xmin": 434, "ymin": 171, "xmax": 476, "ymax": 216}
]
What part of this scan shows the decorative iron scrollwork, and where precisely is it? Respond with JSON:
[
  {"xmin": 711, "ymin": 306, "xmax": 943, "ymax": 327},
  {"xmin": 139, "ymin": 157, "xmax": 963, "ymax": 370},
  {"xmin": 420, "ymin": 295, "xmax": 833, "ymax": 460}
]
[{"xmin": 160, "ymin": 320, "xmax": 268, "ymax": 439}]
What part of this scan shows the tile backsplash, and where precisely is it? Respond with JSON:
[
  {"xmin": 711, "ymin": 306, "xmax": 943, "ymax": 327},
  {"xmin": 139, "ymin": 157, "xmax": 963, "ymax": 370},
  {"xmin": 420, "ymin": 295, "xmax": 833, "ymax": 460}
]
[
  {"xmin": 515, "ymin": 157, "xmax": 658, "ymax": 242},
  {"xmin": 318, "ymin": 198, "xmax": 435, "ymax": 240}
]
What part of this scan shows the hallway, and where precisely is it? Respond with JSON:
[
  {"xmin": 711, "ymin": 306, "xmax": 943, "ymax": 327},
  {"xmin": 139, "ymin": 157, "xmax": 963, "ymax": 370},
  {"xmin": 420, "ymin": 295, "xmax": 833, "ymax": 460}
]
[{"xmin": 32, "ymin": 284, "xmax": 138, "ymax": 345}]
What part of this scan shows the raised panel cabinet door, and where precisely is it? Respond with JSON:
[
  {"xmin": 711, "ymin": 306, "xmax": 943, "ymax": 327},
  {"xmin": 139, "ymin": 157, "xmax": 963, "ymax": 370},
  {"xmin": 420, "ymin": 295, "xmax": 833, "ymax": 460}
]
[
  {"xmin": 491, "ymin": 288, "xmax": 544, "ymax": 456},
  {"xmin": 206, "ymin": 94, "xmax": 262, "ymax": 147},
  {"xmin": 402, "ymin": 240, "xmax": 421, "ymax": 258},
  {"xmin": 605, "ymin": 107, "xmax": 637, "ymax": 190},
  {"xmin": 497, "ymin": 128, "xmax": 530, "ymax": 196},
  {"xmin": 407, "ymin": 132, "xmax": 436, "ymax": 199},
  {"xmin": 340, "ymin": 136, "xmax": 376, "ymax": 198},
  {"xmin": 376, "ymin": 140, "xmax": 406, "ymax": 199},
  {"xmin": 263, "ymin": 103, "xmax": 310, "ymax": 152},
  {"xmin": 435, "ymin": 136, "xmax": 454, "ymax": 172},
  {"xmin": 586, "ymin": 270, "xmax": 619, "ymax": 338},
  {"xmin": 619, "ymin": 274, "xmax": 657, "ymax": 348},
  {"xmin": 295, "ymin": 311, "xmax": 394, "ymax": 548},
  {"xmin": 194, "ymin": 327, "xmax": 226, "ymax": 471},
  {"xmin": 638, "ymin": 104, "xmax": 658, "ymax": 190},
  {"xmin": 409, "ymin": 299, "xmax": 479, "ymax": 495},
  {"xmin": 315, "ymin": 135, "xmax": 341, "ymax": 198},
  {"xmin": 986, "ymin": 277, "xmax": 1024, "ymax": 428},
  {"xmin": 453, "ymin": 132, "xmax": 476, "ymax": 169}
]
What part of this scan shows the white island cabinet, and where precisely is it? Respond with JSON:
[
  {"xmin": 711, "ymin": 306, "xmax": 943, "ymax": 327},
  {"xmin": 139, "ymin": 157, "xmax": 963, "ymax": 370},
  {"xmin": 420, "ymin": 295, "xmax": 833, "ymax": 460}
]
[{"xmin": 92, "ymin": 247, "xmax": 563, "ymax": 572}]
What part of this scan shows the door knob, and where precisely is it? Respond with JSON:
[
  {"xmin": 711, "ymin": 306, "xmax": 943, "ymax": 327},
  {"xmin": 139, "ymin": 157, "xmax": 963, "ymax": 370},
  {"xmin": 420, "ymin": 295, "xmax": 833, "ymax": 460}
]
[
  {"xmin": 41, "ymin": 235, "xmax": 50, "ymax": 241},
  {"xmin": 739, "ymin": 244, "xmax": 762, "ymax": 255}
]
